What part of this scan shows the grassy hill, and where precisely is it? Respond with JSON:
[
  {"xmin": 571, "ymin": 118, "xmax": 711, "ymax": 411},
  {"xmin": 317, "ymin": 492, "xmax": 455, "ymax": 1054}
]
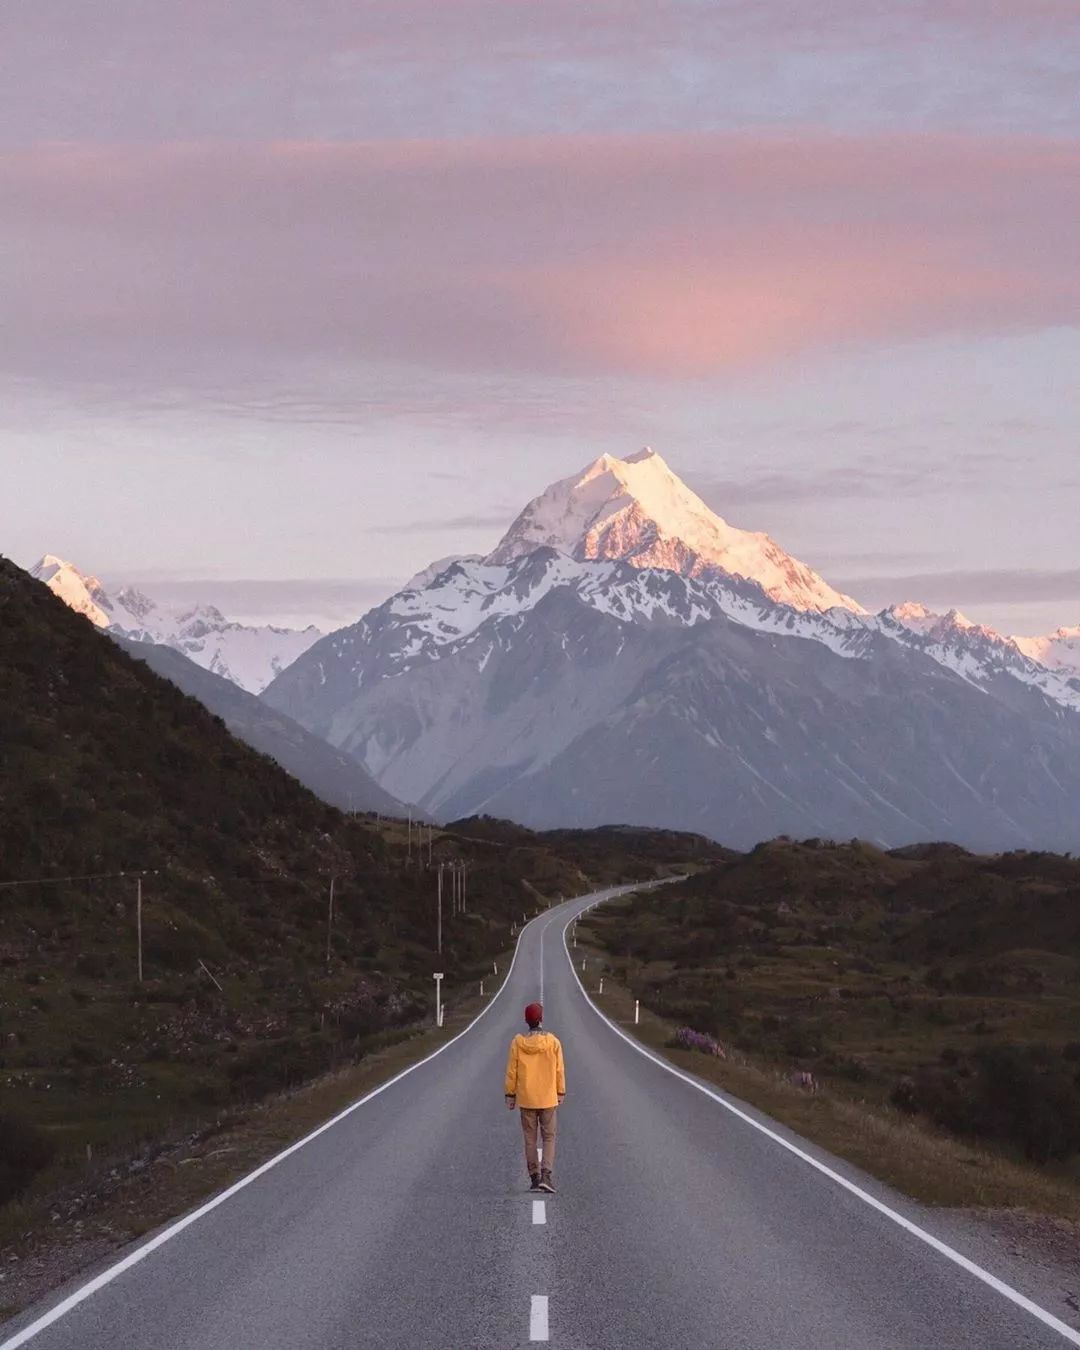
[
  {"xmin": 583, "ymin": 838, "xmax": 1080, "ymax": 1170},
  {"xmin": 0, "ymin": 556, "xmax": 706, "ymax": 1216}
]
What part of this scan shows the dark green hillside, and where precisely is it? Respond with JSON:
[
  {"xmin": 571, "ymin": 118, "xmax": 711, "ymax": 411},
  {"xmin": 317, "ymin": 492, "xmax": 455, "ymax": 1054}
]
[
  {"xmin": 0, "ymin": 557, "xmax": 681, "ymax": 1210},
  {"xmin": 584, "ymin": 839, "xmax": 1080, "ymax": 1168},
  {"xmin": 449, "ymin": 816, "xmax": 727, "ymax": 875}
]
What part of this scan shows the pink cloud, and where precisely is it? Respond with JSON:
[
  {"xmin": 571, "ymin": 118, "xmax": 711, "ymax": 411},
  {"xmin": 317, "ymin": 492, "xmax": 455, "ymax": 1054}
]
[{"xmin": 1, "ymin": 133, "xmax": 1078, "ymax": 381}]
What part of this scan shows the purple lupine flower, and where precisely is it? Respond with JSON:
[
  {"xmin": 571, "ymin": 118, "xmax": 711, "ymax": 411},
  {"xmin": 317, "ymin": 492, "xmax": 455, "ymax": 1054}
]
[{"xmin": 673, "ymin": 1026, "xmax": 726, "ymax": 1059}]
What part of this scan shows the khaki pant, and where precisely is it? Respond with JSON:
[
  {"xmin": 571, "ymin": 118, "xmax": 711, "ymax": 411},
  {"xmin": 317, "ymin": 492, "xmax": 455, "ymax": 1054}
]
[{"xmin": 519, "ymin": 1106, "xmax": 557, "ymax": 1175}]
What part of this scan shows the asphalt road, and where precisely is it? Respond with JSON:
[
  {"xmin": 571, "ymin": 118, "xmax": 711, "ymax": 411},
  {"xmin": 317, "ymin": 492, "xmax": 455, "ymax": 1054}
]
[{"xmin": 3, "ymin": 885, "xmax": 1079, "ymax": 1350}]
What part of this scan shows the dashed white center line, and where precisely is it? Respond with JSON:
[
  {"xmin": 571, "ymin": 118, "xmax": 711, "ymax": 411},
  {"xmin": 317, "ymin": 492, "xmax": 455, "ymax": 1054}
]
[
  {"xmin": 530, "ymin": 1294, "xmax": 550, "ymax": 1342},
  {"xmin": 532, "ymin": 1199, "xmax": 546, "ymax": 1225}
]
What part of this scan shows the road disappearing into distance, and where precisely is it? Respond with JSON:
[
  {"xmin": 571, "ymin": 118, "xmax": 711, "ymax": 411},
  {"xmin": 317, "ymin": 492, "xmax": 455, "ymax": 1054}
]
[{"xmin": 3, "ymin": 887, "xmax": 1078, "ymax": 1349}]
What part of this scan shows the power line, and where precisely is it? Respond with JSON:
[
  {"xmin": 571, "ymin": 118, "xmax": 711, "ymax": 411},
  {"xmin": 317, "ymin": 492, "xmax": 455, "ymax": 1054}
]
[{"xmin": 0, "ymin": 869, "xmax": 159, "ymax": 891}]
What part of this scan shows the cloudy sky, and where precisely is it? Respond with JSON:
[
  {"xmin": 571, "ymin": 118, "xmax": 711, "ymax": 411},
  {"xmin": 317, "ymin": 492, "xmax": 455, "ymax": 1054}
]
[{"xmin": 2, "ymin": 1, "xmax": 1078, "ymax": 635}]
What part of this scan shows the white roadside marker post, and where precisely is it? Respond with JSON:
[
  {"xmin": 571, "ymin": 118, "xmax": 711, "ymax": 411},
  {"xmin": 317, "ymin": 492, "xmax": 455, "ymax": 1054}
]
[
  {"xmin": 480, "ymin": 979, "xmax": 485, "ymax": 997},
  {"xmin": 634, "ymin": 1000, "xmax": 640, "ymax": 1025},
  {"xmin": 599, "ymin": 978, "xmax": 604, "ymax": 994},
  {"xmin": 434, "ymin": 972, "xmax": 444, "ymax": 1028}
]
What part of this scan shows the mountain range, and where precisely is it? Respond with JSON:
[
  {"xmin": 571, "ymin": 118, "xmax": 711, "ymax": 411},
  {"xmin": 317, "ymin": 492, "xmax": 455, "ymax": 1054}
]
[
  {"xmin": 261, "ymin": 450, "xmax": 1080, "ymax": 851},
  {"xmin": 30, "ymin": 556, "xmax": 321, "ymax": 694}
]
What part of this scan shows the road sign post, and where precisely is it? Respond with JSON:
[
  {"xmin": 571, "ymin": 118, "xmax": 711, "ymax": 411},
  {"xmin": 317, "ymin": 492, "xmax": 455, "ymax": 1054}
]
[{"xmin": 434, "ymin": 972, "xmax": 444, "ymax": 1027}]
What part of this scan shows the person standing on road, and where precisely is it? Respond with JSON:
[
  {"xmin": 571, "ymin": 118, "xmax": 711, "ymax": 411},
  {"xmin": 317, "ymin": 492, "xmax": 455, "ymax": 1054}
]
[{"xmin": 504, "ymin": 1001, "xmax": 565, "ymax": 1193}]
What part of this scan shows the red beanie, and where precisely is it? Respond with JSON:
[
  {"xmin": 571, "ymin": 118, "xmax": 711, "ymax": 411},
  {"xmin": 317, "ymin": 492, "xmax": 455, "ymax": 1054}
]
[{"xmin": 524, "ymin": 1002, "xmax": 543, "ymax": 1026}]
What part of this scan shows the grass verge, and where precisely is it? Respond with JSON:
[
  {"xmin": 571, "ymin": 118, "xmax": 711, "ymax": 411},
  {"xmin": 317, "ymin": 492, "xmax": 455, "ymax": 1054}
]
[
  {"xmin": 0, "ymin": 955, "xmax": 511, "ymax": 1321},
  {"xmin": 574, "ymin": 940, "xmax": 1080, "ymax": 1224}
]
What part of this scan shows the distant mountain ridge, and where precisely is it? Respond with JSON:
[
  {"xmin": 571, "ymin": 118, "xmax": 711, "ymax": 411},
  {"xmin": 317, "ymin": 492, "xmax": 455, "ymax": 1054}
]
[{"xmin": 30, "ymin": 555, "xmax": 321, "ymax": 694}]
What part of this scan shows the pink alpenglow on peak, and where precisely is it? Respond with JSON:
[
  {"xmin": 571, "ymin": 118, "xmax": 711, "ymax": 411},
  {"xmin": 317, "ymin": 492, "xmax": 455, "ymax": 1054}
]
[
  {"xmin": 1012, "ymin": 626, "xmax": 1080, "ymax": 677},
  {"xmin": 885, "ymin": 603, "xmax": 991, "ymax": 640},
  {"xmin": 485, "ymin": 448, "xmax": 864, "ymax": 615},
  {"xmin": 30, "ymin": 555, "xmax": 116, "ymax": 628}
]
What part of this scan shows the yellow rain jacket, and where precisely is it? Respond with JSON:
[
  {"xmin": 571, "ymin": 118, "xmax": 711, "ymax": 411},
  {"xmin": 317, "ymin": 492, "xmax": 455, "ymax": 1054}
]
[{"xmin": 504, "ymin": 1030, "xmax": 566, "ymax": 1109}]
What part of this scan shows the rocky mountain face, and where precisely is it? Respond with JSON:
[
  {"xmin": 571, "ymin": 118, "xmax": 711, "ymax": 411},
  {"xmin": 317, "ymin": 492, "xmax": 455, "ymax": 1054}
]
[
  {"xmin": 263, "ymin": 505, "xmax": 1080, "ymax": 851},
  {"xmin": 30, "ymin": 556, "xmax": 321, "ymax": 693}
]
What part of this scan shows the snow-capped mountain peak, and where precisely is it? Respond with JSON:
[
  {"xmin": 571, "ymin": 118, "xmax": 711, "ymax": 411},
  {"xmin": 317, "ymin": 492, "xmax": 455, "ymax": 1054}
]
[
  {"xmin": 885, "ymin": 602, "xmax": 989, "ymax": 641},
  {"xmin": 485, "ymin": 448, "xmax": 864, "ymax": 615},
  {"xmin": 1012, "ymin": 625, "xmax": 1080, "ymax": 677},
  {"xmin": 30, "ymin": 554, "xmax": 323, "ymax": 694},
  {"xmin": 30, "ymin": 556, "xmax": 114, "ymax": 627}
]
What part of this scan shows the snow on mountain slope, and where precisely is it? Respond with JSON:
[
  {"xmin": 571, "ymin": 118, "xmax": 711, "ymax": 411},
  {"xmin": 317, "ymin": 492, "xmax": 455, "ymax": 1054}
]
[
  {"xmin": 1013, "ymin": 626, "xmax": 1080, "ymax": 677},
  {"xmin": 882, "ymin": 602, "xmax": 1080, "ymax": 712},
  {"xmin": 485, "ymin": 448, "xmax": 864, "ymax": 615},
  {"xmin": 263, "ymin": 550, "xmax": 876, "ymax": 734},
  {"xmin": 31, "ymin": 556, "xmax": 322, "ymax": 694},
  {"xmin": 402, "ymin": 554, "xmax": 483, "ymax": 593}
]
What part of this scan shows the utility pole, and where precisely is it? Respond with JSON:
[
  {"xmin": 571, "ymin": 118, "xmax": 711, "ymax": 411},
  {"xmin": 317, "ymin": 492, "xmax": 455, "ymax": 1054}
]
[
  {"xmin": 437, "ymin": 863, "xmax": 443, "ymax": 955},
  {"xmin": 428, "ymin": 825, "xmax": 433, "ymax": 867},
  {"xmin": 136, "ymin": 877, "xmax": 143, "ymax": 983},
  {"xmin": 326, "ymin": 876, "xmax": 336, "ymax": 969}
]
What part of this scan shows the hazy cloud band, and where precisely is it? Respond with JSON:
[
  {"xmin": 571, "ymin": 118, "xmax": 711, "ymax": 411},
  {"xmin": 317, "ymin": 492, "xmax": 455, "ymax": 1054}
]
[{"xmin": 3, "ymin": 133, "xmax": 1078, "ymax": 386}]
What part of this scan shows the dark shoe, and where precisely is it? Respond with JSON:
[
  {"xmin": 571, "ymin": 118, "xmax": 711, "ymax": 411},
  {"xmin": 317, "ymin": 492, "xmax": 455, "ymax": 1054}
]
[
  {"xmin": 538, "ymin": 1169, "xmax": 555, "ymax": 1193},
  {"xmin": 529, "ymin": 1172, "xmax": 541, "ymax": 1191}
]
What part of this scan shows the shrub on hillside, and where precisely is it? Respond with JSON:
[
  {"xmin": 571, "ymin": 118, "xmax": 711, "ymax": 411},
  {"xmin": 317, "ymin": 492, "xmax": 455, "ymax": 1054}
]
[
  {"xmin": 891, "ymin": 1045, "xmax": 1080, "ymax": 1162},
  {"xmin": 0, "ymin": 1114, "xmax": 56, "ymax": 1205}
]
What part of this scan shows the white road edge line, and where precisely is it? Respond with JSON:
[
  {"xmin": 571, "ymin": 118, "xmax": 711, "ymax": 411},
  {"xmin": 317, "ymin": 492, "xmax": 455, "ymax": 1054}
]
[
  {"xmin": 562, "ymin": 910, "xmax": 1080, "ymax": 1348},
  {"xmin": 532, "ymin": 1199, "xmax": 546, "ymax": 1225},
  {"xmin": 538, "ymin": 885, "xmax": 638, "ymax": 1007},
  {"xmin": 529, "ymin": 1294, "xmax": 550, "ymax": 1341},
  {"xmin": 0, "ymin": 900, "xmax": 565, "ymax": 1350}
]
